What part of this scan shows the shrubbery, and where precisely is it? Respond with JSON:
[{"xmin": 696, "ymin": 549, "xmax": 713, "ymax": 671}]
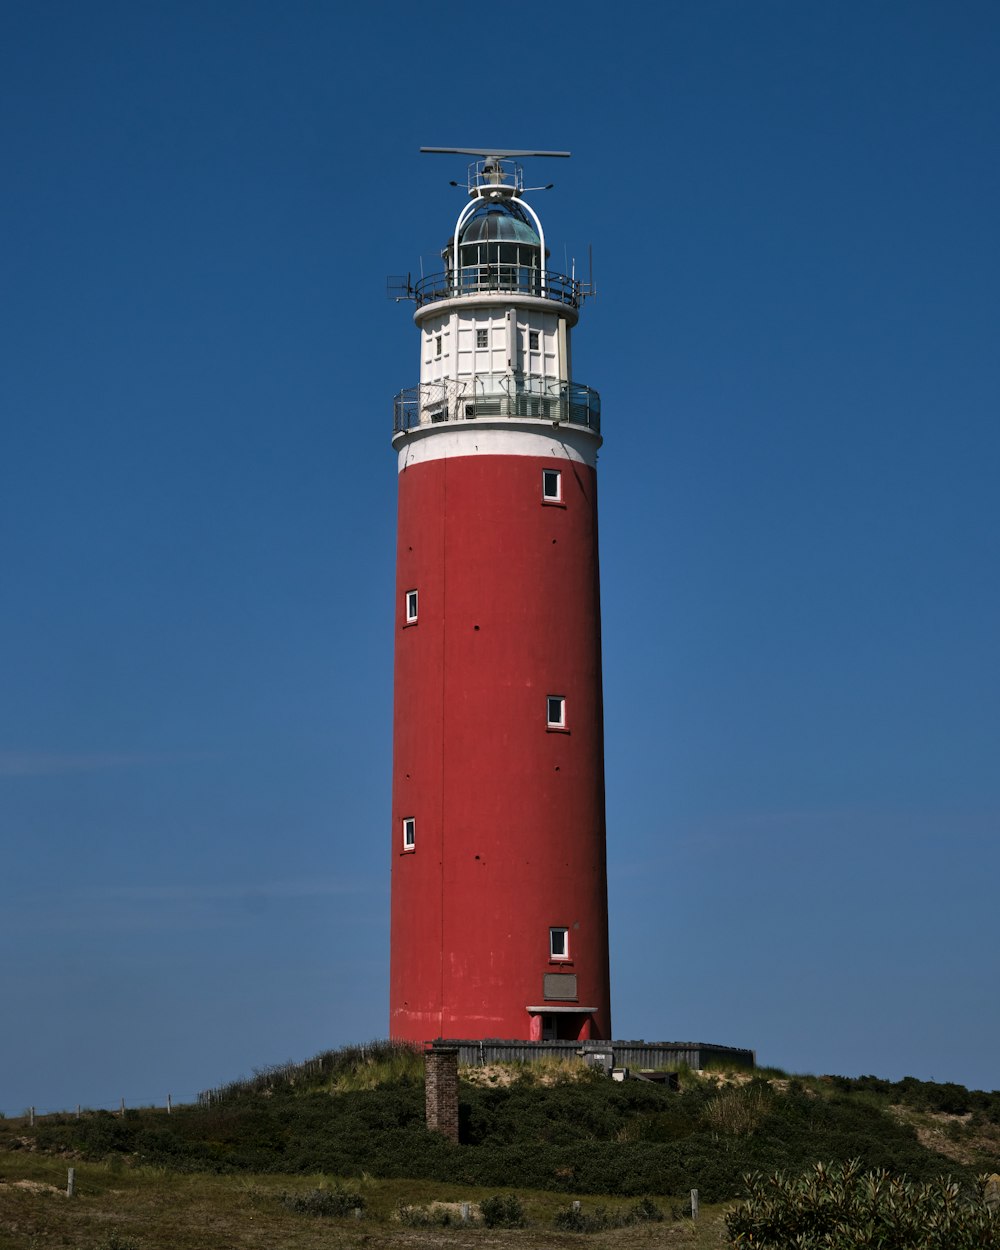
[
  {"xmin": 11, "ymin": 1085, "xmax": 972, "ymax": 1202},
  {"xmin": 727, "ymin": 1160, "xmax": 1000, "ymax": 1249},
  {"xmin": 479, "ymin": 1194, "xmax": 526, "ymax": 1227},
  {"xmin": 553, "ymin": 1196, "xmax": 664, "ymax": 1232},
  {"xmin": 553, "ymin": 1203, "xmax": 612, "ymax": 1232},
  {"xmin": 280, "ymin": 1185, "xmax": 365, "ymax": 1216},
  {"xmin": 825, "ymin": 1074, "xmax": 1000, "ymax": 1121},
  {"xmin": 5, "ymin": 1045, "xmax": 996, "ymax": 1204},
  {"xmin": 12, "ymin": 1086, "xmax": 967, "ymax": 1202}
]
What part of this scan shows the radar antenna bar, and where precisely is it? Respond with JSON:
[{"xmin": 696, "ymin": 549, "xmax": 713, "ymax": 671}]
[{"xmin": 420, "ymin": 147, "xmax": 571, "ymax": 159}]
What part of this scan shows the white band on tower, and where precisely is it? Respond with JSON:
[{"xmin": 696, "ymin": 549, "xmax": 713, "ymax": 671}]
[{"xmin": 395, "ymin": 423, "xmax": 600, "ymax": 471}]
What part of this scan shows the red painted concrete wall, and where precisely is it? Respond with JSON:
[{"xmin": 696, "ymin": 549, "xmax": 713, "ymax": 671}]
[{"xmin": 390, "ymin": 449, "xmax": 611, "ymax": 1042}]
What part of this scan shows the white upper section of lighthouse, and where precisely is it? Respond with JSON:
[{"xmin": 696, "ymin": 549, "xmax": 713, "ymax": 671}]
[{"xmin": 391, "ymin": 149, "xmax": 600, "ymax": 455}]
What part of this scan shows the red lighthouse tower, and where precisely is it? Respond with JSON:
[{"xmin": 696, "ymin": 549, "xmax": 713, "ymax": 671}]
[{"xmin": 390, "ymin": 149, "xmax": 610, "ymax": 1045}]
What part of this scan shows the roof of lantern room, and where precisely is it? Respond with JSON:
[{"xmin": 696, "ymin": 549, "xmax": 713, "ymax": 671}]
[{"xmin": 458, "ymin": 198, "xmax": 540, "ymax": 246}]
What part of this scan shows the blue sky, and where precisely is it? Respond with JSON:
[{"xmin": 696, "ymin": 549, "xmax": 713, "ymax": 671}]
[{"xmin": 2, "ymin": 0, "xmax": 998, "ymax": 1114}]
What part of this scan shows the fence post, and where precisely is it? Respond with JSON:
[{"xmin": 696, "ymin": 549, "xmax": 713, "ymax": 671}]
[
  {"xmin": 120, "ymin": 1098, "xmax": 125, "ymax": 1116},
  {"xmin": 76, "ymin": 1105, "xmax": 81, "ymax": 1120},
  {"xmin": 460, "ymin": 1202, "xmax": 471, "ymax": 1223},
  {"xmin": 66, "ymin": 1168, "xmax": 75, "ymax": 1198},
  {"xmin": 690, "ymin": 1188, "xmax": 699, "ymax": 1220},
  {"xmin": 166, "ymin": 1094, "xmax": 172, "ymax": 1115},
  {"xmin": 29, "ymin": 1107, "xmax": 35, "ymax": 1127}
]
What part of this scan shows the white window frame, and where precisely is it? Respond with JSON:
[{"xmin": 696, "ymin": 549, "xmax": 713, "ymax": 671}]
[
  {"xmin": 547, "ymin": 695, "xmax": 566, "ymax": 728},
  {"xmin": 476, "ymin": 327, "xmax": 488, "ymax": 348},
  {"xmin": 542, "ymin": 469, "xmax": 561, "ymax": 501},
  {"xmin": 405, "ymin": 589, "xmax": 418, "ymax": 623},
  {"xmin": 402, "ymin": 817, "xmax": 416, "ymax": 850},
  {"xmin": 549, "ymin": 927, "xmax": 569, "ymax": 960},
  {"xmin": 529, "ymin": 329, "xmax": 540, "ymax": 351},
  {"xmin": 435, "ymin": 334, "xmax": 442, "ymax": 357}
]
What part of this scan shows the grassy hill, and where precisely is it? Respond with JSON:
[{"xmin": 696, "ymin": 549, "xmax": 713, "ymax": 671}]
[{"xmin": 3, "ymin": 1044, "xmax": 1000, "ymax": 1248}]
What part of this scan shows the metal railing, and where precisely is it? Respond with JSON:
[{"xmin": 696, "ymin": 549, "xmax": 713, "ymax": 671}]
[
  {"xmin": 407, "ymin": 267, "xmax": 585, "ymax": 308},
  {"xmin": 393, "ymin": 375, "xmax": 601, "ymax": 436}
]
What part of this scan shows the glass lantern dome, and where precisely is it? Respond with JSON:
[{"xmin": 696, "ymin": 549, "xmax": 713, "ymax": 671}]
[
  {"xmin": 459, "ymin": 199, "xmax": 540, "ymax": 246},
  {"xmin": 457, "ymin": 199, "xmax": 541, "ymax": 293}
]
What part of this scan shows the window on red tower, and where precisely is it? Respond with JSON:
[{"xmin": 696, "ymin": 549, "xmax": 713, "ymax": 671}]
[
  {"xmin": 405, "ymin": 589, "xmax": 418, "ymax": 623},
  {"xmin": 402, "ymin": 817, "xmax": 415, "ymax": 850},
  {"xmin": 547, "ymin": 695, "xmax": 566, "ymax": 728},
  {"xmin": 542, "ymin": 469, "xmax": 561, "ymax": 501},
  {"xmin": 550, "ymin": 927, "xmax": 569, "ymax": 959}
]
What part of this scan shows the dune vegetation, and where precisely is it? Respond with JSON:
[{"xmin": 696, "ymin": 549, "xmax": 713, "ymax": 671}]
[{"xmin": 3, "ymin": 1043, "xmax": 1000, "ymax": 1248}]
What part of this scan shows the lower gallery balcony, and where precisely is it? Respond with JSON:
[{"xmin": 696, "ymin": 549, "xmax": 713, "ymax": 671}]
[{"xmin": 393, "ymin": 374, "xmax": 601, "ymax": 437}]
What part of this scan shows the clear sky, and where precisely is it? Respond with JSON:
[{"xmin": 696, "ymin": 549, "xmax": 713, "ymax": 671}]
[{"xmin": 2, "ymin": 0, "xmax": 998, "ymax": 1115}]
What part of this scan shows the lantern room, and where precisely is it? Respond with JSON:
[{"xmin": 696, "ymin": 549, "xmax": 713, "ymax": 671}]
[{"xmin": 453, "ymin": 197, "xmax": 542, "ymax": 295}]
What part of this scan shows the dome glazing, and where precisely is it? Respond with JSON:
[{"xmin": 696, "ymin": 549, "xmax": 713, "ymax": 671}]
[{"xmin": 459, "ymin": 199, "xmax": 540, "ymax": 246}]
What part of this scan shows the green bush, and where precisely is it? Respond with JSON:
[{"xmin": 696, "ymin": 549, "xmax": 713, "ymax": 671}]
[
  {"xmin": 11, "ymin": 1079, "xmax": 970, "ymax": 1203},
  {"xmin": 553, "ymin": 1202, "xmax": 612, "ymax": 1232},
  {"xmin": 280, "ymin": 1186, "xmax": 365, "ymax": 1217},
  {"xmin": 726, "ymin": 1160, "xmax": 1000, "ymax": 1249},
  {"xmin": 824, "ymin": 1074, "xmax": 1000, "ymax": 1120},
  {"xmin": 552, "ymin": 1197, "xmax": 664, "ymax": 1232},
  {"xmin": 629, "ymin": 1196, "xmax": 665, "ymax": 1222},
  {"xmin": 479, "ymin": 1194, "xmax": 526, "ymax": 1227},
  {"xmin": 5, "ymin": 1048, "xmax": 993, "ymax": 1206}
]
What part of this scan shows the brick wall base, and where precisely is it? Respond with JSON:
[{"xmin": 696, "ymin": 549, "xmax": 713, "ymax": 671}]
[{"xmin": 425, "ymin": 1046, "xmax": 459, "ymax": 1143}]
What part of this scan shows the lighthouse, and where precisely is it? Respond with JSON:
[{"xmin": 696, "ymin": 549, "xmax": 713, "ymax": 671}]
[{"xmin": 389, "ymin": 149, "xmax": 610, "ymax": 1045}]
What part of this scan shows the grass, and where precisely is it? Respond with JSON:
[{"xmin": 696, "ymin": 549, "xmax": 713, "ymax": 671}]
[
  {"xmin": 325, "ymin": 1046, "xmax": 425, "ymax": 1093},
  {"xmin": 460, "ymin": 1057, "xmax": 607, "ymax": 1091},
  {"xmin": 0, "ymin": 1152, "xmax": 728, "ymax": 1249},
  {"xmin": 197, "ymin": 1040, "xmax": 424, "ymax": 1104}
]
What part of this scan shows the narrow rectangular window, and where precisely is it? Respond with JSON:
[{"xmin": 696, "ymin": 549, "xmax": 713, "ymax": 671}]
[
  {"xmin": 550, "ymin": 927, "xmax": 569, "ymax": 959},
  {"xmin": 405, "ymin": 589, "xmax": 418, "ymax": 623},
  {"xmin": 435, "ymin": 334, "xmax": 442, "ymax": 357},
  {"xmin": 547, "ymin": 695, "xmax": 566, "ymax": 728},
  {"xmin": 529, "ymin": 330, "xmax": 540, "ymax": 350},
  {"xmin": 402, "ymin": 817, "xmax": 416, "ymax": 850},
  {"xmin": 542, "ymin": 469, "xmax": 561, "ymax": 501},
  {"xmin": 476, "ymin": 328, "xmax": 488, "ymax": 348}
]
